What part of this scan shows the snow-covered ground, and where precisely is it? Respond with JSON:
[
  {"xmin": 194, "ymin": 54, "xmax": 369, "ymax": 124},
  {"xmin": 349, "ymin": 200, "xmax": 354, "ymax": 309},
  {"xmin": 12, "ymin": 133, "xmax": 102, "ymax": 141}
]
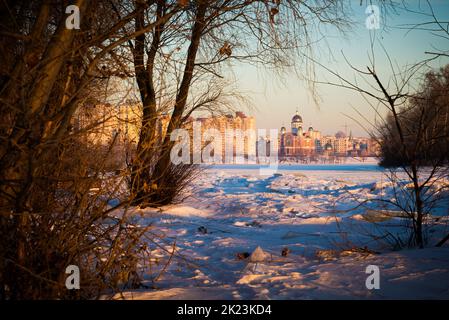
[{"xmin": 117, "ymin": 163, "xmax": 449, "ymax": 300}]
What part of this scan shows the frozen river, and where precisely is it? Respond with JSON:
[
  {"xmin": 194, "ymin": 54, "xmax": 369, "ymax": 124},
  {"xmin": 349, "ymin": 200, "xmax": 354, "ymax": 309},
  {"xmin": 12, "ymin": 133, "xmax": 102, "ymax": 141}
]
[{"xmin": 210, "ymin": 163, "xmax": 383, "ymax": 172}]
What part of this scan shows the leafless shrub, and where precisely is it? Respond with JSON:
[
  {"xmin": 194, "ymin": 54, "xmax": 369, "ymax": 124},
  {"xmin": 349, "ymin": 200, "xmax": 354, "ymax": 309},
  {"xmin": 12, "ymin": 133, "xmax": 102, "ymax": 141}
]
[{"xmin": 0, "ymin": 0, "xmax": 176, "ymax": 299}]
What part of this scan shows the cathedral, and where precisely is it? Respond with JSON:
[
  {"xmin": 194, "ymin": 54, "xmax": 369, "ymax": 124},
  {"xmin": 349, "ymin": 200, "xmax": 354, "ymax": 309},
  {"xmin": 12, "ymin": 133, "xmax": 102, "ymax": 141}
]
[{"xmin": 279, "ymin": 111, "xmax": 321, "ymax": 158}]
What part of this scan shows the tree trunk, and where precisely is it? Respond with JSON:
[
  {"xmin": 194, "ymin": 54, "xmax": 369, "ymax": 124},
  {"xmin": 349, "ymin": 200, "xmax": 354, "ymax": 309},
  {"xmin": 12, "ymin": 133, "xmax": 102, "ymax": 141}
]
[
  {"xmin": 133, "ymin": 3, "xmax": 207, "ymax": 207},
  {"xmin": 130, "ymin": 1, "xmax": 165, "ymax": 205},
  {"xmin": 412, "ymin": 165, "xmax": 424, "ymax": 248},
  {"xmin": 436, "ymin": 233, "xmax": 449, "ymax": 247}
]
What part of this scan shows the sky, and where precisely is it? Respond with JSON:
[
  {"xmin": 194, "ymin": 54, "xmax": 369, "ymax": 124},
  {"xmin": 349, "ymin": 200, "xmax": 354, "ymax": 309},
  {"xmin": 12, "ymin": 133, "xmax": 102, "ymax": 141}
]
[{"xmin": 230, "ymin": 0, "xmax": 449, "ymax": 137}]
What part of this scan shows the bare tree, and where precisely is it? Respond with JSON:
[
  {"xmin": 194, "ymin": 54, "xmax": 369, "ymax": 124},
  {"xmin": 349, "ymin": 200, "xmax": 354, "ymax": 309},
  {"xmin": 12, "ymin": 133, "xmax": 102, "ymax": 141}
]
[
  {"xmin": 127, "ymin": 0, "xmax": 354, "ymax": 207},
  {"xmin": 313, "ymin": 37, "xmax": 449, "ymax": 248},
  {"xmin": 0, "ymin": 0, "xmax": 178, "ymax": 299}
]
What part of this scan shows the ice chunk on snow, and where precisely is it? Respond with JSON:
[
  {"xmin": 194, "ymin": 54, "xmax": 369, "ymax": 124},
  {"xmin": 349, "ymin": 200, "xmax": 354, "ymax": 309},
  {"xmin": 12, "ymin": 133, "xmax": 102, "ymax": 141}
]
[
  {"xmin": 236, "ymin": 274, "xmax": 265, "ymax": 284},
  {"xmin": 249, "ymin": 246, "xmax": 270, "ymax": 263},
  {"xmin": 281, "ymin": 231, "xmax": 302, "ymax": 239},
  {"xmin": 233, "ymin": 221, "xmax": 247, "ymax": 227},
  {"xmin": 161, "ymin": 205, "xmax": 211, "ymax": 217}
]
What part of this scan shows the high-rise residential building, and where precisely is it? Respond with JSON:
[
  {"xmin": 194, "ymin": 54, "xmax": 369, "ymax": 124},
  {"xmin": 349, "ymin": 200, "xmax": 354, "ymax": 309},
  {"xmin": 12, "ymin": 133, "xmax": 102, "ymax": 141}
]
[
  {"xmin": 195, "ymin": 112, "xmax": 256, "ymax": 163},
  {"xmin": 73, "ymin": 103, "xmax": 142, "ymax": 146},
  {"xmin": 73, "ymin": 105, "xmax": 256, "ymax": 163}
]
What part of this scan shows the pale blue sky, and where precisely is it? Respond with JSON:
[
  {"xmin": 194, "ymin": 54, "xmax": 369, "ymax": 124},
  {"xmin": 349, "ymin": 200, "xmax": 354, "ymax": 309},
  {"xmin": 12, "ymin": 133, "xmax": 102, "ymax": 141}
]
[{"xmin": 231, "ymin": 0, "xmax": 449, "ymax": 137}]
